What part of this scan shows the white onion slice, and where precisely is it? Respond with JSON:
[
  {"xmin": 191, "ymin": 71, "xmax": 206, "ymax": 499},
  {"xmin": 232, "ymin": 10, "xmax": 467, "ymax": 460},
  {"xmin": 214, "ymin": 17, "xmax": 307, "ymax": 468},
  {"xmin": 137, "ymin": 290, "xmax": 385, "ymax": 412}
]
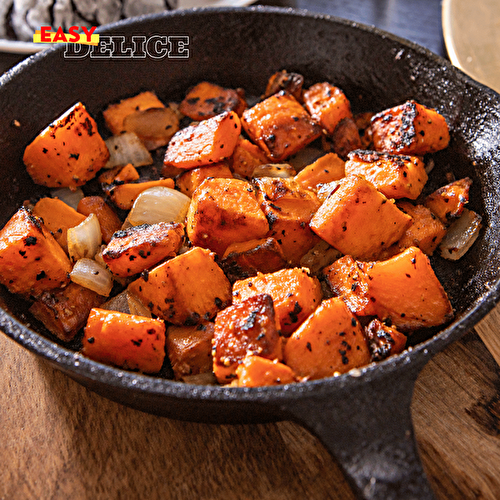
[
  {"xmin": 50, "ymin": 187, "xmax": 84, "ymax": 210},
  {"xmin": 70, "ymin": 258, "xmax": 114, "ymax": 297},
  {"xmin": 67, "ymin": 213, "xmax": 102, "ymax": 262},
  {"xmin": 252, "ymin": 163, "xmax": 296, "ymax": 179},
  {"xmin": 125, "ymin": 186, "xmax": 190, "ymax": 227},
  {"xmin": 439, "ymin": 208, "xmax": 482, "ymax": 260},
  {"xmin": 105, "ymin": 132, "xmax": 153, "ymax": 169}
]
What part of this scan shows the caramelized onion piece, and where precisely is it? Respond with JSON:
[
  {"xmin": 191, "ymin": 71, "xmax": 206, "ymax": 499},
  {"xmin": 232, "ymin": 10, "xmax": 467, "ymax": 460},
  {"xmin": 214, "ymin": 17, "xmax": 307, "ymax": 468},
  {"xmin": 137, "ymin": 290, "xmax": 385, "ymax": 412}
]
[{"xmin": 439, "ymin": 208, "xmax": 482, "ymax": 260}]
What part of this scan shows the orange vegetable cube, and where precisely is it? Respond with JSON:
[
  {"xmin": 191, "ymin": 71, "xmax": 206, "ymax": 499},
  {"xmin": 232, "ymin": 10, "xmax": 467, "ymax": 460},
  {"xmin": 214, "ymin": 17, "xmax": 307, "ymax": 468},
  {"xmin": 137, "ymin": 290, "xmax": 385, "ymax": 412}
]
[
  {"xmin": 109, "ymin": 178, "xmax": 175, "ymax": 210},
  {"xmin": 82, "ymin": 308, "xmax": 166, "ymax": 374},
  {"xmin": 424, "ymin": 177, "xmax": 472, "ymax": 224},
  {"xmin": 365, "ymin": 319, "xmax": 407, "ymax": 361},
  {"xmin": 263, "ymin": 70, "xmax": 304, "ymax": 102},
  {"xmin": 228, "ymin": 136, "xmax": 270, "ymax": 179},
  {"xmin": 98, "ymin": 163, "xmax": 140, "ymax": 185},
  {"xmin": 294, "ymin": 152, "xmax": 345, "ymax": 191},
  {"xmin": 77, "ymin": 196, "xmax": 122, "ymax": 244},
  {"xmin": 175, "ymin": 162, "xmax": 233, "ymax": 197},
  {"xmin": 329, "ymin": 117, "xmax": 362, "ymax": 158},
  {"xmin": 235, "ymin": 356, "xmax": 296, "ymax": 387}
]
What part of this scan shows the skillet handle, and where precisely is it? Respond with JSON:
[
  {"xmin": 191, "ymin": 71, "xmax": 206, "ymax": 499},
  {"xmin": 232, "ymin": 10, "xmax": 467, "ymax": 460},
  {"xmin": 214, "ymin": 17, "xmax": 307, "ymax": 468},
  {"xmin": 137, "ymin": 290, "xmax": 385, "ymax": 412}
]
[{"xmin": 284, "ymin": 365, "xmax": 435, "ymax": 500}]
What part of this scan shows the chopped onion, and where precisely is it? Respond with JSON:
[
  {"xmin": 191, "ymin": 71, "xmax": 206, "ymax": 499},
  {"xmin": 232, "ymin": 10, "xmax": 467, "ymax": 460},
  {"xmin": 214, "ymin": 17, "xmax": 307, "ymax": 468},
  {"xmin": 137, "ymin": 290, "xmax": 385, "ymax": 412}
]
[
  {"xmin": 70, "ymin": 258, "xmax": 114, "ymax": 296},
  {"xmin": 125, "ymin": 186, "xmax": 190, "ymax": 227},
  {"xmin": 127, "ymin": 292, "xmax": 152, "ymax": 318},
  {"xmin": 99, "ymin": 290, "xmax": 151, "ymax": 317},
  {"xmin": 252, "ymin": 163, "xmax": 296, "ymax": 179},
  {"xmin": 50, "ymin": 187, "xmax": 84, "ymax": 210},
  {"xmin": 67, "ymin": 213, "xmax": 102, "ymax": 262},
  {"xmin": 105, "ymin": 132, "xmax": 153, "ymax": 169},
  {"xmin": 439, "ymin": 208, "xmax": 482, "ymax": 260},
  {"xmin": 300, "ymin": 240, "xmax": 342, "ymax": 275},
  {"xmin": 316, "ymin": 181, "xmax": 341, "ymax": 202}
]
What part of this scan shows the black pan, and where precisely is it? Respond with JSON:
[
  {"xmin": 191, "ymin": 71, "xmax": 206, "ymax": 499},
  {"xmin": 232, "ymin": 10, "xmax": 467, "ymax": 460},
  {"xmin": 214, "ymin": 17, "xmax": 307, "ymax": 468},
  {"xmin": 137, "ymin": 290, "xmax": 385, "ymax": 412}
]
[{"xmin": 1, "ymin": 7, "xmax": 500, "ymax": 500}]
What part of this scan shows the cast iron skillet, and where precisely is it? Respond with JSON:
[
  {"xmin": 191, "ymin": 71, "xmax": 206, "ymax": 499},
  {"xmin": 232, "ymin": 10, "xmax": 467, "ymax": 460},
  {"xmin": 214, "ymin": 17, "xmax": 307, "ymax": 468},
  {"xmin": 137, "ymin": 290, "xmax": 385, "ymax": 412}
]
[{"xmin": 1, "ymin": 7, "xmax": 500, "ymax": 499}]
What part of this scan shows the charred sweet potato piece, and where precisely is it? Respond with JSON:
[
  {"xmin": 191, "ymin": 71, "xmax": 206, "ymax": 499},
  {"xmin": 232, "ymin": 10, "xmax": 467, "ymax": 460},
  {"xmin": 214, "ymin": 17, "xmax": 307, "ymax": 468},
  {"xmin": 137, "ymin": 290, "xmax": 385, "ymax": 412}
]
[
  {"xmin": 98, "ymin": 164, "xmax": 140, "ymax": 185},
  {"xmin": 229, "ymin": 136, "xmax": 271, "ymax": 179},
  {"xmin": 220, "ymin": 237, "xmax": 288, "ymax": 283},
  {"xmin": 0, "ymin": 207, "xmax": 71, "ymax": 297},
  {"xmin": 424, "ymin": 177, "xmax": 472, "ymax": 224},
  {"xmin": 365, "ymin": 318, "xmax": 407, "ymax": 361},
  {"xmin": 82, "ymin": 308, "xmax": 166, "ymax": 373},
  {"xmin": 232, "ymin": 267, "xmax": 322, "ymax": 336},
  {"xmin": 329, "ymin": 117, "xmax": 362, "ymax": 158},
  {"xmin": 31, "ymin": 197, "xmax": 86, "ymax": 252},
  {"xmin": 166, "ymin": 322, "xmax": 215, "ymax": 380},
  {"xmin": 186, "ymin": 177, "xmax": 269, "ymax": 256},
  {"xmin": 164, "ymin": 111, "xmax": 241, "ymax": 170},
  {"xmin": 109, "ymin": 178, "xmax": 175, "ymax": 210},
  {"xmin": 355, "ymin": 112, "xmax": 375, "ymax": 149},
  {"xmin": 212, "ymin": 293, "xmax": 282, "ymax": 384},
  {"xmin": 371, "ymin": 100, "xmax": 450, "ymax": 155},
  {"xmin": 235, "ymin": 355, "xmax": 296, "ymax": 387},
  {"xmin": 29, "ymin": 282, "xmax": 105, "ymax": 342},
  {"xmin": 77, "ymin": 196, "xmax": 122, "ymax": 244},
  {"xmin": 303, "ymin": 83, "xmax": 353, "ymax": 135},
  {"xmin": 344, "ymin": 150, "xmax": 428, "ymax": 200},
  {"xmin": 103, "ymin": 91, "xmax": 166, "ymax": 135},
  {"xmin": 175, "ymin": 161, "xmax": 233, "ymax": 197},
  {"xmin": 179, "ymin": 81, "xmax": 247, "ymax": 121},
  {"xmin": 263, "ymin": 70, "xmax": 304, "ymax": 102},
  {"xmin": 102, "ymin": 222, "xmax": 184, "ymax": 278},
  {"xmin": 310, "ymin": 175, "xmax": 412, "ymax": 261},
  {"xmin": 253, "ymin": 177, "xmax": 321, "ymax": 265},
  {"xmin": 283, "ymin": 297, "xmax": 371, "ymax": 380},
  {"xmin": 241, "ymin": 92, "xmax": 321, "ymax": 162},
  {"xmin": 128, "ymin": 246, "xmax": 232, "ymax": 325},
  {"xmin": 23, "ymin": 102, "xmax": 109, "ymax": 189},
  {"xmin": 294, "ymin": 152, "xmax": 345, "ymax": 191}
]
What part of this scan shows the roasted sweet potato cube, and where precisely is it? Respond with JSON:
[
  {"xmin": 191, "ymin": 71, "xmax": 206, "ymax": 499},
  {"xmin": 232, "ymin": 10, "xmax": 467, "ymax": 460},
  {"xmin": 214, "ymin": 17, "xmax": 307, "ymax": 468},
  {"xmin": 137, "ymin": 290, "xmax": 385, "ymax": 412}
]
[
  {"xmin": 29, "ymin": 282, "xmax": 105, "ymax": 342},
  {"xmin": 263, "ymin": 70, "xmax": 304, "ymax": 102},
  {"xmin": 128, "ymin": 246, "xmax": 232, "ymax": 325},
  {"xmin": 164, "ymin": 111, "xmax": 241, "ymax": 170},
  {"xmin": 310, "ymin": 175, "xmax": 412, "ymax": 261},
  {"xmin": 77, "ymin": 196, "xmax": 122, "ymax": 244},
  {"xmin": 186, "ymin": 177, "xmax": 269, "ymax": 256},
  {"xmin": 345, "ymin": 150, "xmax": 428, "ymax": 200},
  {"xmin": 365, "ymin": 319, "xmax": 407, "ymax": 361},
  {"xmin": 220, "ymin": 237, "xmax": 288, "ymax": 283},
  {"xmin": 283, "ymin": 297, "xmax": 371, "ymax": 380},
  {"xmin": 303, "ymin": 83, "xmax": 353, "ymax": 135},
  {"xmin": 0, "ymin": 207, "xmax": 71, "ymax": 296},
  {"xmin": 371, "ymin": 100, "xmax": 450, "ymax": 155},
  {"xmin": 102, "ymin": 222, "xmax": 184, "ymax": 277},
  {"xmin": 23, "ymin": 102, "xmax": 109, "ymax": 189},
  {"xmin": 103, "ymin": 91, "xmax": 166, "ymax": 135},
  {"xmin": 294, "ymin": 152, "xmax": 345, "ymax": 191},
  {"xmin": 355, "ymin": 112, "xmax": 375, "ymax": 149},
  {"xmin": 228, "ymin": 136, "xmax": 270, "ymax": 179},
  {"xmin": 179, "ymin": 81, "xmax": 247, "ymax": 121},
  {"xmin": 213, "ymin": 293, "xmax": 282, "ymax": 384},
  {"xmin": 32, "ymin": 197, "xmax": 86, "ymax": 252},
  {"xmin": 175, "ymin": 162, "xmax": 233, "ymax": 197},
  {"xmin": 232, "ymin": 267, "xmax": 322, "ymax": 336},
  {"xmin": 322, "ymin": 255, "xmax": 377, "ymax": 317},
  {"xmin": 109, "ymin": 178, "xmax": 175, "ymax": 210},
  {"xmin": 253, "ymin": 177, "xmax": 321, "ymax": 265},
  {"xmin": 241, "ymin": 92, "xmax": 321, "ymax": 162},
  {"xmin": 329, "ymin": 117, "xmax": 362, "ymax": 158},
  {"xmin": 98, "ymin": 164, "xmax": 140, "ymax": 185},
  {"xmin": 235, "ymin": 356, "xmax": 296, "ymax": 387},
  {"xmin": 363, "ymin": 246, "xmax": 454, "ymax": 330},
  {"xmin": 82, "ymin": 308, "xmax": 166, "ymax": 374},
  {"xmin": 166, "ymin": 322, "xmax": 215, "ymax": 380},
  {"xmin": 424, "ymin": 177, "xmax": 472, "ymax": 224}
]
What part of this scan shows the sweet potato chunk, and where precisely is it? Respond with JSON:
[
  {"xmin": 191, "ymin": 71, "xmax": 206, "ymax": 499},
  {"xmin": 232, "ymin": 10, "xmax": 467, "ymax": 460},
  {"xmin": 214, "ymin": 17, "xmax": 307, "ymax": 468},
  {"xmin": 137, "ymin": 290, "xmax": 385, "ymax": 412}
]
[
  {"xmin": 164, "ymin": 111, "xmax": 241, "ymax": 170},
  {"xmin": 175, "ymin": 162, "xmax": 233, "ymax": 197},
  {"xmin": 235, "ymin": 356, "xmax": 296, "ymax": 387},
  {"xmin": 294, "ymin": 152, "xmax": 345, "ymax": 191},
  {"xmin": 365, "ymin": 319, "xmax": 407, "ymax": 361},
  {"xmin": 303, "ymin": 83, "xmax": 353, "ymax": 135},
  {"xmin": 82, "ymin": 308, "xmax": 166, "ymax": 373},
  {"xmin": 102, "ymin": 222, "xmax": 184, "ymax": 277},
  {"xmin": 0, "ymin": 207, "xmax": 71, "ymax": 296},
  {"xmin": 254, "ymin": 177, "xmax": 321, "ymax": 265},
  {"xmin": 283, "ymin": 297, "xmax": 371, "ymax": 380},
  {"xmin": 29, "ymin": 282, "xmax": 105, "ymax": 342},
  {"xmin": 329, "ymin": 117, "xmax": 362, "ymax": 158},
  {"xmin": 344, "ymin": 150, "xmax": 428, "ymax": 200},
  {"xmin": 166, "ymin": 322, "xmax": 214, "ymax": 380},
  {"xmin": 32, "ymin": 197, "xmax": 86, "ymax": 252},
  {"xmin": 23, "ymin": 102, "xmax": 109, "ymax": 189},
  {"xmin": 186, "ymin": 177, "xmax": 269, "ymax": 256},
  {"xmin": 424, "ymin": 177, "xmax": 472, "ymax": 224},
  {"xmin": 241, "ymin": 92, "xmax": 321, "ymax": 162},
  {"xmin": 310, "ymin": 175, "xmax": 412, "ymax": 261},
  {"xmin": 371, "ymin": 100, "xmax": 450, "ymax": 155},
  {"xmin": 128, "ymin": 246, "xmax": 231, "ymax": 325},
  {"xmin": 229, "ymin": 136, "xmax": 270, "ymax": 179},
  {"xmin": 77, "ymin": 196, "xmax": 122, "ymax": 244},
  {"xmin": 213, "ymin": 293, "xmax": 282, "ymax": 384},
  {"xmin": 232, "ymin": 267, "xmax": 322, "ymax": 336},
  {"xmin": 179, "ymin": 81, "xmax": 246, "ymax": 121},
  {"xmin": 98, "ymin": 163, "xmax": 140, "ymax": 185},
  {"xmin": 263, "ymin": 70, "xmax": 304, "ymax": 102},
  {"xmin": 220, "ymin": 237, "xmax": 288, "ymax": 283},
  {"xmin": 109, "ymin": 178, "xmax": 175, "ymax": 210}
]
